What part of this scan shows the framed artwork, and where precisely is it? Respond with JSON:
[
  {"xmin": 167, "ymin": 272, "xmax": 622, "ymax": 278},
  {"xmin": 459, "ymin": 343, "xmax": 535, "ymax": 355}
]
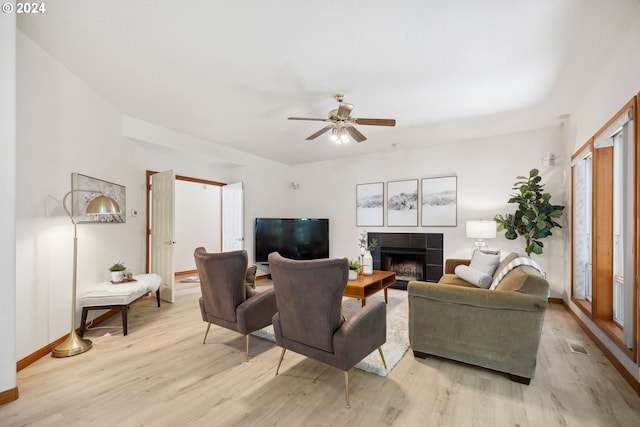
[
  {"xmin": 71, "ymin": 173, "xmax": 126, "ymax": 223},
  {"xmin": 356, "ymin": 182, "xmax": 384, "ymax": 226},
  {"xmin": 387, "ymin": 179, "xmax": 418, "ymax": 226},
  {"xmin": 421, "ymin": 175, "xmax": 457, "ymax": 226}
]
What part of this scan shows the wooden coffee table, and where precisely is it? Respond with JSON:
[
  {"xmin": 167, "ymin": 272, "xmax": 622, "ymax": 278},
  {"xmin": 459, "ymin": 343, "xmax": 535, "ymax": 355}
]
[{"xmin": 343, "ymin": 270, "xmax": 396, "ymax": 307}]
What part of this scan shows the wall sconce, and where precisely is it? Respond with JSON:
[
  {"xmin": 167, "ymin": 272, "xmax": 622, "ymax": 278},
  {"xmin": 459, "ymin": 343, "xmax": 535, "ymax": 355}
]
[
  {"xmin": 290, "ymin": 182, "xmax": 299, "ymax": 190},
  {"xmin": 466, "ymin": 220, "xmax": 497, "ymax": 254},
  {"xmin": 542, "ymin": 153, "xmax": 555, "ymax": 166}
]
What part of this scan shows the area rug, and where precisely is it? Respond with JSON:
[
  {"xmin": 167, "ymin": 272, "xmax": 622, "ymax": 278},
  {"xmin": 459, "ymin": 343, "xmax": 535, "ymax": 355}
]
[{"xmin": 251, "ymin": 289, "xmax": 409, "ymax": 377}]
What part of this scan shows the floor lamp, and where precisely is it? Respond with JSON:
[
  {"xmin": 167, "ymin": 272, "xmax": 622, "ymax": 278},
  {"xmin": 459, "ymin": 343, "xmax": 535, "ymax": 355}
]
[{"xmin": 52, "ymin": 190, "xmax": 121, "ymax": 358}]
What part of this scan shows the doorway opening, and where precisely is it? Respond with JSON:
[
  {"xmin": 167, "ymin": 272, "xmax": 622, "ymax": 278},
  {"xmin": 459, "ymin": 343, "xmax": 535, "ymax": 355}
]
[{"xmin": 145, "ymin": 170, "xmax": 225, "ymax": 282}]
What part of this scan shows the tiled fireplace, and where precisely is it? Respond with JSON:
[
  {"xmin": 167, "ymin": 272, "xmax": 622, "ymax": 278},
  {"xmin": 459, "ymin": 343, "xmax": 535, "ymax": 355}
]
[{"xmin": 368, "ymin": 232, "xmax": 443, "ymax": 290}]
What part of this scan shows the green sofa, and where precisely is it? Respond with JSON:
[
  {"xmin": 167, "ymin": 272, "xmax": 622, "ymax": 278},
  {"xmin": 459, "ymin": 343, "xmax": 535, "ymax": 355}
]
[{"xmin": 407, "ymin": 252, "xmax": 549, "ymax": 384}]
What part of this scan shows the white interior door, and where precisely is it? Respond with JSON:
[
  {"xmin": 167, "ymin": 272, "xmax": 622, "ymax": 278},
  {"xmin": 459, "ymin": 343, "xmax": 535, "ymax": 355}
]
[
  {"xmin": 222, "ymin": 182, "xmax": 244, "ymax": 252},
  {"xmin": 151, "ymin": 170, "xmax": 176, "ymax": 303}
]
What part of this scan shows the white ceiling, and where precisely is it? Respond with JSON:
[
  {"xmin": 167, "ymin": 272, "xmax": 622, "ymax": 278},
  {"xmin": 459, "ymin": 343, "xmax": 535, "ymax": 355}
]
[{"xmin": 17, "ymin": 0, "xmax": 640, "ymax": 165}]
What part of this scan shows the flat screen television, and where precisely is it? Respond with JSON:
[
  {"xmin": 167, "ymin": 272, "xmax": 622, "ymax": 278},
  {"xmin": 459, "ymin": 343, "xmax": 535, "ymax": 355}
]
[{"xmin": 254, "ymin": 218, "xmax": 329, "ymax": 264}]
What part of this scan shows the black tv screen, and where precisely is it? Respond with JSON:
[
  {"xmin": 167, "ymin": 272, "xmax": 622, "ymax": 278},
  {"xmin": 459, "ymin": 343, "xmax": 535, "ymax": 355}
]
[{"xmin": 255, "ymin": 218, "xmax": 329, "ymax": 263}]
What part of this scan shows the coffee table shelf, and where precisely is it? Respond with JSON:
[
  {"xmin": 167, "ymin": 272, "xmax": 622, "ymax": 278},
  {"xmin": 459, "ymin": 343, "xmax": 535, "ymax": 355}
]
[{"xmin": 343, "ymin": 270, "xmax": 396, "ymax": 307}]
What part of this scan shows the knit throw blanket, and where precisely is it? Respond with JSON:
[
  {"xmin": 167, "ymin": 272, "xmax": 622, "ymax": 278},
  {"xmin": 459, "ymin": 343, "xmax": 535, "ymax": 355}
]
[{"xmin": 489, "ymin": 257, "xmax": 545, "ymax": 290}]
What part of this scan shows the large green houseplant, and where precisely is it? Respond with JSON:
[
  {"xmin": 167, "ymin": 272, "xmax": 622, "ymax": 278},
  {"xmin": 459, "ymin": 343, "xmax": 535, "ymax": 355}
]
[{"xmin": 494, "ymin": 168, "xmax": 564, "ymax": 256}]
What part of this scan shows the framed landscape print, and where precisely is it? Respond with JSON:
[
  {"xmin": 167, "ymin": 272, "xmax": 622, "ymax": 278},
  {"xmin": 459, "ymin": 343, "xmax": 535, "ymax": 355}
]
[
  {"xmin": 421, "ymin": 175, "xmax": 457, "ymax": 226},
  {"xmin": 71, "ymin": 173, "xmax": 126, "ymax": 223},
  {"xmin": 356, "ymin": 182, "xmax": 384, "ymax": 226},
  {"xmin": 387, "ymin": 179, "xmax": 418, "ymax": 226}
]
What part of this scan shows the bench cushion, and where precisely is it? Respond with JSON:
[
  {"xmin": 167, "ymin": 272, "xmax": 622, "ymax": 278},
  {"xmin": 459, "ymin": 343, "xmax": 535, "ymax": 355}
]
[{"xmin": 79, "ymin": 273, "xmax": 162, "ymax": 307}]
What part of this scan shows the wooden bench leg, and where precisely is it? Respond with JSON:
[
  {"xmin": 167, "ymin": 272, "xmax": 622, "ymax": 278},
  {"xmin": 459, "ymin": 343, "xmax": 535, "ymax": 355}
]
[
  {"xmin": 79, "ymin": 308, "xmax": 89, "ymax": 338},
  {"xmin": 121, "ymin": 306, "xmax": 128, "ymax": 336}
]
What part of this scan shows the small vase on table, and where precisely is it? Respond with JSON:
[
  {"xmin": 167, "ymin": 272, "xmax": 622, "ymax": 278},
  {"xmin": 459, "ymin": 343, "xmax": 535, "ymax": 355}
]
[{"xmin": 363, "ymin": 250, "xmax": 373, "ymax": 276}]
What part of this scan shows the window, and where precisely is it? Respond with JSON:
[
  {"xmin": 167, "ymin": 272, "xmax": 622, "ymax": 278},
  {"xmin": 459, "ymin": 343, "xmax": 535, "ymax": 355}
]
[{"xmin": 571, "ymin": 97, "xmax": 637, "ymax": 360}]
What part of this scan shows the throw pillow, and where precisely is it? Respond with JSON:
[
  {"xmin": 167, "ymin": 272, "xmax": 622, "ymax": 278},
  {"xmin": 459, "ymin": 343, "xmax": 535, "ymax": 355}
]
[
  {"xmin": 469, "ymin": 250, "xmax": 501, "ymax": 277},
  {"xmin": 454, "ymin": 264, "xmax": 493, "ymax": 289}
]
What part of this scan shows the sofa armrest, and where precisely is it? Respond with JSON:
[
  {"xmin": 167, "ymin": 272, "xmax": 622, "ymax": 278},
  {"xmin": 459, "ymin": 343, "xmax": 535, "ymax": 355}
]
[{"xmin": 444, "ymin": 258, "xmax": 471, "ymax": 274}]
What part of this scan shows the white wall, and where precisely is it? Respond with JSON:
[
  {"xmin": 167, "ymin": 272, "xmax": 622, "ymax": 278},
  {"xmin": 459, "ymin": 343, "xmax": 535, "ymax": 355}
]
[
  {"xmin": 288, "ymin": 126, "xmax": 567, "ymax": 297},
  {"xmin": 14, "ymin": 31, "xmax": 289, "ymax": 360},
  {"xmin": 174, "ymin": 180, "xmax": 221, "ymax": 272},
  {"xmin": 565, "ymin": 8, "xmax": 640, "ymax": 378},
  {"xmin": 0, "ymin": 9, "xmax": 17, "ymax": 397}
]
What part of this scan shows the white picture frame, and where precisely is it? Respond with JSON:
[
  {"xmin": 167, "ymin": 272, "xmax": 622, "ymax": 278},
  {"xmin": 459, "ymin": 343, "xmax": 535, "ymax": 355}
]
[{"xmin": 421, "ymin": 175, "xmax": 457, "ymax": 227}]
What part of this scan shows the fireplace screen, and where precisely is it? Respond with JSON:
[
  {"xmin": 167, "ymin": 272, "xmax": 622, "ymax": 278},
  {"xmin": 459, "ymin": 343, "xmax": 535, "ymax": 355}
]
[{"xmin": 382, "ymin": 253, "xmax": 424, "ymax": 282}]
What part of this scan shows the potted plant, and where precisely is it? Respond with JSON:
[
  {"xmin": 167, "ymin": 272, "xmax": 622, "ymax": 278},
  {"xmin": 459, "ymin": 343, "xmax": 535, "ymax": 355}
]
[
  {"xmin": 109, "ymin": 262, "xmax": 126, "ymax": 282},
  {"xmin": 348, "ymin": 259, "xmax": 360, "ymax": 280},
  {"xmin": 494, "ymin": 168, "xmax": 564, "ymax": 256}
]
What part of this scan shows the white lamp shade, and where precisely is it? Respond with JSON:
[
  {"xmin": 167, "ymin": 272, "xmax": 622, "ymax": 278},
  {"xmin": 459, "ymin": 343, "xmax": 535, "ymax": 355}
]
[{"xmin": 466, "ymin": 220, "xmax": 497, "ymax": 239}]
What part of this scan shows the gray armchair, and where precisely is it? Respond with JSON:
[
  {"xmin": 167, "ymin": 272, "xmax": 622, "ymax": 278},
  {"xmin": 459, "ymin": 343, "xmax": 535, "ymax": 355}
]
[
  {"xmin": 194, "ymin": 247, "xmax": 277, "ymax": 361},
  {"xmin": 268, "ymin": 252, "xmax": 387, "ymax": 408}
]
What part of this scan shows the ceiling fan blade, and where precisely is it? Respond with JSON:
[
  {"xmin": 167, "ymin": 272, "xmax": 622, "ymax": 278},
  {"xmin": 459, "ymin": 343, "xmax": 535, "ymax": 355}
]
[
  {"xmin": 336, "ymin": 102, "xmax": 354, "ymax": 120},
  {"xmin": 346, "ymin": 126, "xmax": 367, "ymax": 143},
  {"xmin": 306, "ymin": 125, "xmax": 334, "ymax": 140},
  {"xmin": 288, "ymin": 117, "xmax": 332, "ymax": 122},
  {"xmin": 353, "ymin": 118, "xmax": 396, "ymax": 126}
]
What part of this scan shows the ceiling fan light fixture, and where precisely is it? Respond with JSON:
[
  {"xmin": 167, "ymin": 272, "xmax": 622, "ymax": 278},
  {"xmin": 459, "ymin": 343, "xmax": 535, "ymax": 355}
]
[
  {"xmin": 330, "ymin": 128, "xmax": 339, "ymax": 142},
  {"xmin": 289, "ymin": 94, "xmax": 396, "ymax": 143}
]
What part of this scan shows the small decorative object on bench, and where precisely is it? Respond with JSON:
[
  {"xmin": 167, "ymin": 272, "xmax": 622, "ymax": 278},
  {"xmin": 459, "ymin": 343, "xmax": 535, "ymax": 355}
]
[
  {"xmin": 79, "ymin": 273, "xmax": 162, "ymax": 337},
  {"xmin": 108, "ymin": 262, "xmax": 127, "ymax": 283}
]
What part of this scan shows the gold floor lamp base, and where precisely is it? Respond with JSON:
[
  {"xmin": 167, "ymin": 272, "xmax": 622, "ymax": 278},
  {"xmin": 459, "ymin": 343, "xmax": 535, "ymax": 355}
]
[{"xmin": 51, "ymin": 329, "xmax": 92, "ymax": 358}]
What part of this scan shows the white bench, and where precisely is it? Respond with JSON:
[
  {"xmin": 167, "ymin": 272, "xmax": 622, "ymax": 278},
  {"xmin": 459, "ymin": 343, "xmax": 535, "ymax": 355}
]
[{"xmin": 78, "ymin": 273, "xmax": 162, "ymax": 337}]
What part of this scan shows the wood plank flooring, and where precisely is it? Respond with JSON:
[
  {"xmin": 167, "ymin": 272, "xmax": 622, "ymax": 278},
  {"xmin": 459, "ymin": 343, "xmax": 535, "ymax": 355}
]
[{"xmin": 1, "ymin": 285, "xmax": 639, "ymax": 426}]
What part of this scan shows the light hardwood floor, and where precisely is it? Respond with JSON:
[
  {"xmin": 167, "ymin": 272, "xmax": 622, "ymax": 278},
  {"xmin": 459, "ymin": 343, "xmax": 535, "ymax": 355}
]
[{"xmin": 2, "ymin": 285, "xmax": 640, "ymax": 427}]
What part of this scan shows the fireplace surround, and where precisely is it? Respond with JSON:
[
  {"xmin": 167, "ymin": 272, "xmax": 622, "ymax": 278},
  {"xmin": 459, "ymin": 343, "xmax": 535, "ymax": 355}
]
[{"xmin": 368, "ymin": 232, "xmax": 443, "ymax": 290}]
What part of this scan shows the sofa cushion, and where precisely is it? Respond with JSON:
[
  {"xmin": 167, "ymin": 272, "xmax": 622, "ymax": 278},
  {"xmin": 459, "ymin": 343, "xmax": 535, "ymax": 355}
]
[
  {"xmin": 490, "ymin": 255, "xmax": 545, "ymax": 290},
  {"xmin": 438, "ymin": 273, "xmax": 477, "ymax": 288},
  {"xmin": 454, "ymin": 265, "xmax": 493, "ymax": 289},
  {"xmin": 494, "ymin": 267, "xmax": 528, "ymax": 292},
  {"xmin": 493, "ymin": 252, "xmax": 520, "ymax": 279},
  {"xmin": 469, "ymin": 250, "xmax": 501, "ymax": 277}
]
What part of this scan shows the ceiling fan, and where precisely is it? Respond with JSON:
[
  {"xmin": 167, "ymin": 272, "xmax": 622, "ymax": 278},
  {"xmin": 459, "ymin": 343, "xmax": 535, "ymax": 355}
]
[{"xmin": 288, "ymin": 94, "xmax": 396, "ymax": 143}]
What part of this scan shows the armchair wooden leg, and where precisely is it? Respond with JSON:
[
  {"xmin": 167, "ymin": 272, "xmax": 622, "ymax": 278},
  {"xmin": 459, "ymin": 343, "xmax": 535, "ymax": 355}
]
[
  {"xmin": 245, "ymin": 335, "xmax": 250, "ymax": 362},
  {"xmin": 202, "ymin": 323, "xmax": 211, "ymax": 344},
  {"xmin": 378, "ymin": 347, "xmax": 388, "ymax": 370},
  {"xmin": 275, "ymin": 348, "xmax": 286, "ymax": 375},
  {"xmin": 344, "ymin": 371, "xmax": 350, "ymax": 409}
]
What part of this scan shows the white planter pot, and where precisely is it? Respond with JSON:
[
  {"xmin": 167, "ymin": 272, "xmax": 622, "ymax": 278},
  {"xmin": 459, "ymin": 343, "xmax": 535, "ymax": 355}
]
[
  {"xmin": 348, "ymin": 270, "xmax": 358, "ymax": 280},
  {"xmin": 363, "ymin": 250, "xmax": 373, "ymax": 275},
  {"xmin": 111, "ymin": 271, "xmax": 124, "ymax": 282}
]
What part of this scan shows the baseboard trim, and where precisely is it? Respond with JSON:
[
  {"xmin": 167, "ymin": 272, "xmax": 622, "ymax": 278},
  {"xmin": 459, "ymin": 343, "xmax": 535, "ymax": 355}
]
[
  {"xmin": 16, "ymin": 308, "xmax": 121, "ymax": 372},
  {"xmin": 548, "ymin": 297, "xmax": 563, "ymax": 304},
  {"xmin": 175, "ymin": 269, "xmax": 197, "ymax": 277},
  {"xmin": 0, "ymin": 387, "xmax": 19, "ymax": 405},
  {"xmin": 561, "ymin": 300, "xmax": 640, "ymax": 396}
]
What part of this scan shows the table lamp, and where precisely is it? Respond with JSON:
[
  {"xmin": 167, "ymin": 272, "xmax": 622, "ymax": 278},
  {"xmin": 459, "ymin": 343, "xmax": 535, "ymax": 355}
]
[
  {"xmin": 466, "ymin": 220, "xmax": 497, "ymax": 254},
  {"xmin": 52, "ymin": 190, "xmax": 121, "ymax": 358}
]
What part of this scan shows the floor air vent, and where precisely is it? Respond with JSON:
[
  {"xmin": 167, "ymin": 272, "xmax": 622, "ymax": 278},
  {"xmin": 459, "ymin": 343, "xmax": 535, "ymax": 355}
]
[{"xmin": 566, "ymin": 339, "xmax": 589, "ymax": 355}]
